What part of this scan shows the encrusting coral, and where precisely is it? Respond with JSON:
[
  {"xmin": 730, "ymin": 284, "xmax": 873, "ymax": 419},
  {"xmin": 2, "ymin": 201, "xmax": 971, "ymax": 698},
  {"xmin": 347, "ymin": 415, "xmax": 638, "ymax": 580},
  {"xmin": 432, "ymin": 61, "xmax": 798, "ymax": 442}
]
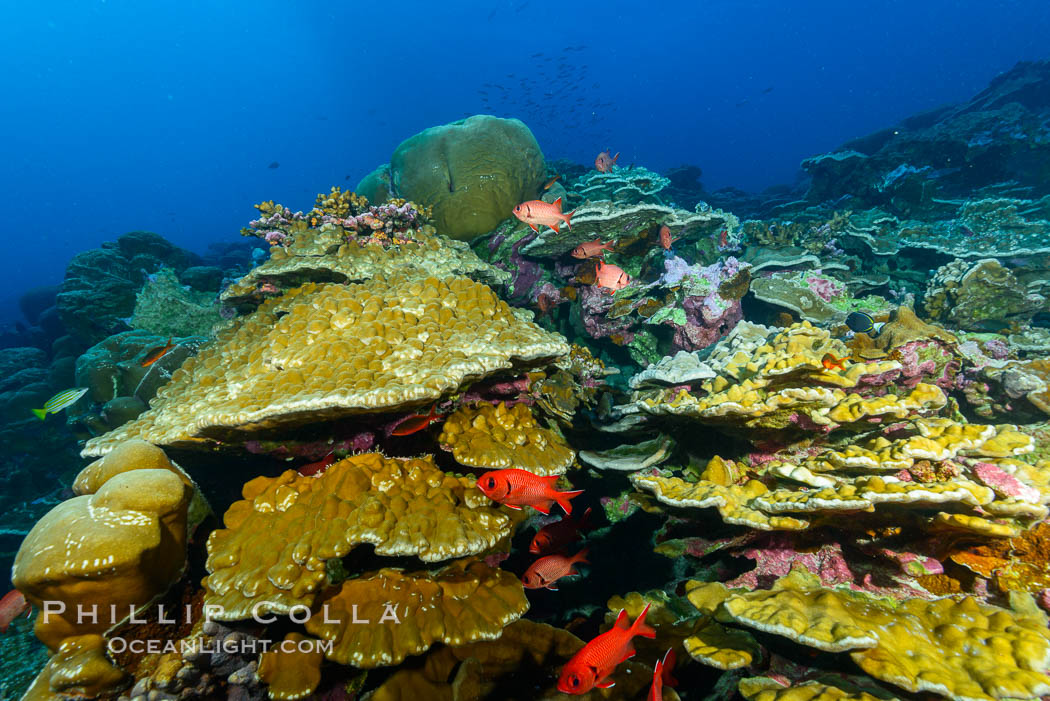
[
  {"xmin": 438, "ymin": 401, "xmax": 576, "ymax": 475},
  {"xmin": 224, "ymin": 199, "xmax": 508, "ymax": 307},
  {"xmin": 305, "ymin": 559, "xmax": 529, "ymax": 668},
  {"xmin": 368, "ymin": 618, "xmax": 654, "ymax": 700},
  {"xmin": 203, "ymin": 453, "xmax": 512, "ymax": 619},
  {"xmin": 255, "ymin": 632, "xmax": 324, "ymax": 701},
  {"xmin": 715, "ymin": 568, "xmax": 1050, "ymax": 701},
  {"xmin": 633, "ymin": 416, "xmax": 1045, "ymax": 535},
  {"xmin": 84, "ymin": 275, "xmax": 569, "ymax": 456},
  {"xmin": 630, "ymin": 321, "xmax": 925, "ymax": 436}
]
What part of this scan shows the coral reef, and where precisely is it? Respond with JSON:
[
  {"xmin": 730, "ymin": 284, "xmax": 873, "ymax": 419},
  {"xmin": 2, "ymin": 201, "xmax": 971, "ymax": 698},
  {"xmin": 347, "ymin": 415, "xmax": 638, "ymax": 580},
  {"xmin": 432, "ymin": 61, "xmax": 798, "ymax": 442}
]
[{"xmin": 8, "ymin": 73, "xmax": 1050, "ymax": 701}]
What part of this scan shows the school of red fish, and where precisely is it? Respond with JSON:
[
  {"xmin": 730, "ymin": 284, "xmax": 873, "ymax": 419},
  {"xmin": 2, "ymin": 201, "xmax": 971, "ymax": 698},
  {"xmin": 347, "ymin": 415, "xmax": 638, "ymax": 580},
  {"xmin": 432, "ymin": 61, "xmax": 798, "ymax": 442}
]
[{"xmin": 476, "ymin": 467, "xmax": 678, "ymax": 695}]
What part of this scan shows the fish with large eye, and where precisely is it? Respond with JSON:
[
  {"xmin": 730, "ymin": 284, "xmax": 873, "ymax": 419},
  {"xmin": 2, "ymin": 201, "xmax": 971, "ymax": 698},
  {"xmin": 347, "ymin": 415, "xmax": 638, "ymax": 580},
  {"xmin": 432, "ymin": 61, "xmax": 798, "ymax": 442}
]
[
  {"xmin": 557, "ymin": 604, "xmax": 655, "ymax": 693},
  {"xmin": 512, "ymin": 196, "xmax": 575, "ymax": 234},
  {"xmin": 521, "ymin": 549, "xmax": 588, "ymax": 590},
  {"xmin": 475, "ymin": 468, "xmax": 582, "ymax": 515}
]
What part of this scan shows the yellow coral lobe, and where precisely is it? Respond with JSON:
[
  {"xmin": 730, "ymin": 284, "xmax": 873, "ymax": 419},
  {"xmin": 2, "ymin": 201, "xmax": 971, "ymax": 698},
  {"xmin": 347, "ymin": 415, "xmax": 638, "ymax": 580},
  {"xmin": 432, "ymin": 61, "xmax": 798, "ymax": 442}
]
[
  {"xmin": 439, "ymin": 401, "xmax": 575, "ymax": 475},
  {"xmin": 84, "ymin": 276, "xmax": 568, "ymax": 456},
  {"xmin": 203, "ymin": 453, "xmax": 511, "ymax": 620},
  {"xmin": 305, "ymin": 560, "xmax": 528, "ymax": 668}
]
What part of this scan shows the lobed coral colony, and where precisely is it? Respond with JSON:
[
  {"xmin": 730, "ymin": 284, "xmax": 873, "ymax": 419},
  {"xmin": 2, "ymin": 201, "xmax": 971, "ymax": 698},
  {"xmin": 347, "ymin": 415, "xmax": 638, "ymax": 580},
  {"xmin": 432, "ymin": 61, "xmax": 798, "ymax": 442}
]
[{"xmin": 6, "ymin": 62, "xmax": 1050, "ymax": 701}]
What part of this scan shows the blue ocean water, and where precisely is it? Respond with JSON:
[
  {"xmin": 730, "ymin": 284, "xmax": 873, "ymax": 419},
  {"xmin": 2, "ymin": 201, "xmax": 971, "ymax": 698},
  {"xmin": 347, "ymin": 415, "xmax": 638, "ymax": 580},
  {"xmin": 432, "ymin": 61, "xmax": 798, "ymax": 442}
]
[{"xmin": 2, "ymin": 0, "xmax": 1049, "ymax": 316}]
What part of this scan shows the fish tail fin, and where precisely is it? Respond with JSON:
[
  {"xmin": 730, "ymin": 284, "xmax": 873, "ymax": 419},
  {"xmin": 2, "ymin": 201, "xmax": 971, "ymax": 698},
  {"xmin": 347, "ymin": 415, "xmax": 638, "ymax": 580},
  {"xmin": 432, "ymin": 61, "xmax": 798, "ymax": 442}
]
[
  {"xmin": 555, "ymin": 489, "xmax": 584, "ymax": 515},
  {"xmin": 571, "ymin": 547, "xmax": 589, "ymax": 566},
  {"xmin": 575, "ymin": 506, "xmax": 594, "ymax": 531},
  {"xmin": 630, "ymin": 602, "xmax": 656, "ymax": 639},
  {"xmin": 31, "ymin": 408, "xmax": 47, "ymax": 420},
  {"xmin": 661, "ymin": 648, "xmax": 678, "ymax": 687},
  {"xmin": 612, "ymin": 152, "xmax": 620, "ymax": 164},
  {"xmin": 564, "ymin": 208, "xmax": 576, "ymax": 229}
]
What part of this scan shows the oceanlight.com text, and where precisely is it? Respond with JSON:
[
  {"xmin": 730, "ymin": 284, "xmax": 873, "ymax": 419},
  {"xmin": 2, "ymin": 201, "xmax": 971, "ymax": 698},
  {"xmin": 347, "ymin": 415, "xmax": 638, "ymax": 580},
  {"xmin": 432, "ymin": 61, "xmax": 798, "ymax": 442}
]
[{"xmin": 107, "ymin": 636, "xmax": 334, "ymax": 656}]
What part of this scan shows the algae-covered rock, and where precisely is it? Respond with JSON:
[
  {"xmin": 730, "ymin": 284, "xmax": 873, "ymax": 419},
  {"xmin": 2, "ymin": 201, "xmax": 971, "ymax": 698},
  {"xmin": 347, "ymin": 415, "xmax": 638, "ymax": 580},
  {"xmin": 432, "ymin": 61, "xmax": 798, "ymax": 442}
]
[
  {"xmin": 130, "ymin": 268, "xmax": 227, "ymax": 338},
  {"xmin": 390, "ymin": 115, "xmax": 545, "ymax": 240},
  {"xmin": 179, "ymin": 265, "xmax": 224, "ymax": 292},
  {"xmin": 56, "ymin": 232, "xmax": 202, "ymax": 345}
]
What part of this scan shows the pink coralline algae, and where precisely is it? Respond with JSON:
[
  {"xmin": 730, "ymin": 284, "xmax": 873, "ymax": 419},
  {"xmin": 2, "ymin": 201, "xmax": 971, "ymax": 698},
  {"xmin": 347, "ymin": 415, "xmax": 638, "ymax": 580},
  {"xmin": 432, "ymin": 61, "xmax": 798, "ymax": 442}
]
[
  {"xmin": 657, "ymin": 256, "xmax": 749, "ymax": 351},
  {"xmin": 892, "ymin": 340, "xmax": 960, "ymax": 390},
  {"xmin": 251, "ymin": 209, "xmax": 305, "ymax": 230},
  {"xmin": 676, "ymin": 292, "xmax": 743, "ymax": 351},
  {"xmin": 726, "ymin": 535, "xmax": 855, "ymax": 590},
  {"xmin": 342, "ymin": 201, "xmax": 425, "ymax": 236},
  {"xmin": 804, "ymin": 273, "xmax": 845, "ymax": 302},
  {"xmin": 579, "ymin": 284, "xmax": 634, "ymax": 342},
  {"xmin": 262, "ymin": 230, "xmax": 288, "ymax": 246},
  {"xmin": 971, "ymin": 461, "xmax": 1040, "ymax": 502},
  {"xmin": 244, "ymin": 431, "xmax": 375, "ymax": 462}
]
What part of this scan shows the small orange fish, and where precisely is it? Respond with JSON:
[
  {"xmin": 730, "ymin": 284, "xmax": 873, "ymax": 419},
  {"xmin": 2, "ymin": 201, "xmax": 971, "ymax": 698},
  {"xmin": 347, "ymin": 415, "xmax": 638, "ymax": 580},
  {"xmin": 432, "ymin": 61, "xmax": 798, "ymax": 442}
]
[
  {"xmin": 513, "ymin": 197, "xmax": 576, "ymax": 234},
  {"xmin": 658, "ymin": 224, "xmax": 679, "ymax": 250},
  {"xmin": 390, "ymin": 405, "xmax": 441, "ymax": 436},
  {"xmin": 571, "ymin": 239, "xmax": 615, "ymax": 259},
  {"xmin": 522, "ymin": 548, "xmax": 588, "ymax": 590},
  {"xmin": 141, "ymin": 337, "xmax": 176, "ymax": 367},
  {"xmin": 543, "ymin": 174, "xmax": 561, "ymax": 190},
  {"xmin": 476, "ymin": 469, "xmax": 583, "ymax": 515},
  {"xmin": 530, "ymin": 507, "xmax": 593, "ymax": 554},
  {"xmin": 298, "ymin": 451, "xmax": 335, "ymax": 476},
  {"xmin": 0, "ymin": 589, "xmax": 30, "ymax": 634},
  {"xmin": 821, "ymin": 352, "xmax": 846, "ymax": 371},
  {"xmin": 648, "ymin": 648, "xmax": 678, "ymax": 701},
  {"xmin": 595, "ymin": 149, "xmax": 619, "ymax": 173},
  {"xmin": 595, "ymin": 260, "xmax": 630, "ymax": 293},
  {"xmin": 558, "ymin": 603, "xmax": 655, "ymax": 693}
]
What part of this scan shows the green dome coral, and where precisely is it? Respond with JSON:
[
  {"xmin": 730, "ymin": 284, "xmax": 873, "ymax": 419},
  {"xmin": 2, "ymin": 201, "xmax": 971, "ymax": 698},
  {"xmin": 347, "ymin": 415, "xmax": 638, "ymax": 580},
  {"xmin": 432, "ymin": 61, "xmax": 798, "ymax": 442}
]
[{"xmin": 389, "ymin": 115, "xmax": 545, "ymax": 240}]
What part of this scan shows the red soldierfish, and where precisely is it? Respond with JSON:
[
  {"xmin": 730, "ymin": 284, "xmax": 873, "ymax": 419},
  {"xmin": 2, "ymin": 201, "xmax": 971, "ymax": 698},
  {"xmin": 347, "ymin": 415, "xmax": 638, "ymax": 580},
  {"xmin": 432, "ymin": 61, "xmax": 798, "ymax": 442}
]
[
  {"xmin": 648, "ymin": 648, "xmax": 678, "ymax": 701},
  {"xmin": 658, "ymin": 224, "xmax": 679, "ymax": 251},
  {"xmin": 595, "ymin": 260, "xmax": 630, "ymax": 293},
  {"xmin": 595, "ymin": 149, "xmax": 619, "ymax": 173},
  {"xmin": 530, "ymin": 507, "xmax": 593, "ymax": 554},
  {"xmin": 389, "ymin": 405, "xmax": 441, "ymax": 436},
  {"xmin": 298, "ymin": 451, "xmax": 335, "ymax": 476},
  {"xmin": 557, "ymin": 603, "xmax": 656, "ymax": 693},
  {"xmin": 475, "ymin": 469, "xmax": 583, "ymax": 515},
  {"xmin": 513, "ymin": 197, "xmax": 576, "ymax": 234},
  {"xmin": 571, "ymin": 239, "xmax": 615, "ymax": 259},
  {"xmin": 522, "ymin": 548, "xmax": 588, "ymax": 590},
  {"xmin": 0, "ymin": 589, "xmax": 30, "ymax": 633}
]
